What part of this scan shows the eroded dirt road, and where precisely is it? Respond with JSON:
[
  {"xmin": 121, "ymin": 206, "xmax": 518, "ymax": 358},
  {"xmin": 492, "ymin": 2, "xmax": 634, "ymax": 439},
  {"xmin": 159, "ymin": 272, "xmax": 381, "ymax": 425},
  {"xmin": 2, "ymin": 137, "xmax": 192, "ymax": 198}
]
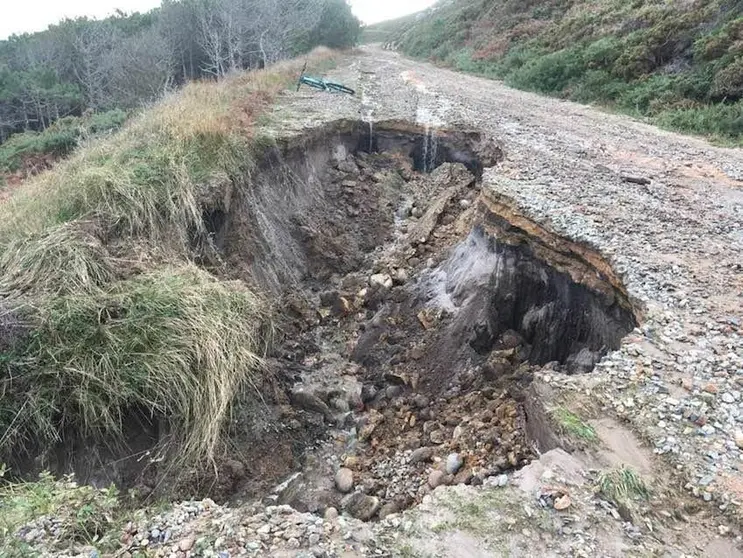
[
  {"xmin": 262, "ymin": 46, "xmax": 743, "ymax": 557},
  {"xmin": 45, "ymin": 47, "xmax": 743, "ymax": 558}
]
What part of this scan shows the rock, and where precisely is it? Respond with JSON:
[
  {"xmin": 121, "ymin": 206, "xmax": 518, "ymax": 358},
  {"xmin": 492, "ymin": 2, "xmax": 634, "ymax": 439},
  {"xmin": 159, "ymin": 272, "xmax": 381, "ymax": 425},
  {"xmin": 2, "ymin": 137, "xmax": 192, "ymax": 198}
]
[
  {"xmin": 735, "ymin": 431, "xmax": 743, "ymax": 449},
  {"xmin": 335, "ymin": 468, "xmax": 354, "ymax": 493},
  {"xmin": 429, "ymin": 430, "xmax": 445, "ymax": 444},
  {"xmin": 496, "ymin": 474, "xmax": 509, "ymax": 487},
  {"xmin": 446, "ymin": 453, "xmax": 464, "ymax": 475},
  {"xmin": 386, "ymin": 385, "xmax": 404, "ymax": 399},
  {"xmin": 428, "ymin": 470, "xmax": 446, "ymax": 488},
  {"xmin": 410, "ymin": 447, "xmax": 435, "ymax": 464},
  {"xmin": 324, "ymin": 507, "xmax": 338, "ymax": 520},
  {"xmin": 337, "ymin": 160, "xmax": 359, "ymax": 174},
  {"xmin": 411, "ymin": 207, "xmax": 424, "ymax": 218},
  {"xmin": 342, "ymin": 493, "xmax": 381, "ymax": 521},
  {"xmin": 704, "ymin": 383, "xmax": 719, "ymax": 394},
  {"xmin": 459, "ymin": 199, "xmax": 472, "ymax": 209},
  {"xmin": 379, "ymin": 502, "xmax": 400, "ymax": 519},
  {"xmin": 179, "ymin": 536, "xmax": 196, "ymax": 552},
  {"xmin": 554, "ymin": 495, "xmax": 572, "ymax": 510},
  {"xmin": 370, "ymin": 273, "xmax": 393, "ymax": 289},
  {"xmin": 361, "ymin": 384, "xmax": 378, "ymax": 403},
  {"xmin": 290, "ymin": 389, "xmax": 334, "ymax": 422},
  {"xmin": 454, "ymin": 469, "xmax": 473, "ymax": 485},
  {"xmin": 412, "ymin": 394, "xmax": 430, "ymax": 408},
  {"xmin": 393, "ymin": 269, "xmax": 410, "ymax": 285},
  {"xmin": 722, "ymin": 392, "xmax": 735, "ymax": 404}
]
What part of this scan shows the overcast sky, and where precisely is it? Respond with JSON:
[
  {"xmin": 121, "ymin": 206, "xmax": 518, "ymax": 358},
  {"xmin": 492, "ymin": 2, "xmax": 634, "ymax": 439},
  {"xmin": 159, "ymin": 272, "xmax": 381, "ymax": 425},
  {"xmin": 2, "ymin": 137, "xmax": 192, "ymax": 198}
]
[{"xmin": 0, "ymin": 0, "xmax": 437, "ymax": 39}]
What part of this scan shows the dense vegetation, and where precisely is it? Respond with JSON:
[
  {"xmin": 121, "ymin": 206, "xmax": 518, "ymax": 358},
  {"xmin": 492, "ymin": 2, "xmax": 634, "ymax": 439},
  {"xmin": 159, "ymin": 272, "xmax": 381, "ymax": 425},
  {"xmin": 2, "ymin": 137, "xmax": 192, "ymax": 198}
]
[
  {"xmin": 0, "ymin": 0, "xmax": 359, "ymax": 178},
  {"xmin": 375, "ymin": 0, "xmax": 743, "ymax": 143}
]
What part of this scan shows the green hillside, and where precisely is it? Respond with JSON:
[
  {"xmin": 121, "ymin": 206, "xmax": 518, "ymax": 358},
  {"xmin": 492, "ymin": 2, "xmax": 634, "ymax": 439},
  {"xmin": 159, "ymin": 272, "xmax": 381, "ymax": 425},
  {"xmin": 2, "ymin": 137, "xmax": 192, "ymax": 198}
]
[{"xmin": 379, "ymin": 0, "xmax": 743, "ymax": 143}]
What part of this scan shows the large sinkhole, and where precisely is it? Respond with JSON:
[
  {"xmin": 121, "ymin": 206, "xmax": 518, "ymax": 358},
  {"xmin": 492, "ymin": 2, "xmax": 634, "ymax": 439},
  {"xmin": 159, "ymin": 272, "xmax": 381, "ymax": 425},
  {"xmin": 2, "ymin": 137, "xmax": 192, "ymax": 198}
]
[{"xmin": 19, "ymin": 119, "xmax": 637, "ymax": 524}]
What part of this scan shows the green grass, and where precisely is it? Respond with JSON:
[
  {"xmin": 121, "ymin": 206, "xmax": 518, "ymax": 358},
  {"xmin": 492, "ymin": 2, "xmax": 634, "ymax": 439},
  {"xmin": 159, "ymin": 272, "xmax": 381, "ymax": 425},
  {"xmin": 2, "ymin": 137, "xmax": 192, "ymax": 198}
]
[
  {"xmin": 0, "ymin": 469, "xmax": 122, "ymax": 557},
  {"xmin": 0, "ymin": 110, "xmax": 127, "ymax": 176},
  {"xmin": 597, "ymin": 466, "xmax": 650, "ymax": 506},
  {"xmin": 384, "ymin": 0, "xmax": 743, "ymax": 144},
  {"xmin": 1, "ymin": 265, "xmax": 271, "ymax": 465},
  {"xmin": 0, "ymin": 49, "xmax": 336, "ymax": 472},
  {"xmin": 551, "ymin": 407, "xmax": 597, "ymax": 442}
]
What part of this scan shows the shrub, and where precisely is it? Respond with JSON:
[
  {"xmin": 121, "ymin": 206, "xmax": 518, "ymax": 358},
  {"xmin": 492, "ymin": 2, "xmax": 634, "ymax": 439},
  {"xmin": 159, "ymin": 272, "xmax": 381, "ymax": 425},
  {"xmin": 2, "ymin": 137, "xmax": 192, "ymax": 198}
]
[{"xmin": 507, "ymin": 47, "xmax": 587, "ymax": 93}]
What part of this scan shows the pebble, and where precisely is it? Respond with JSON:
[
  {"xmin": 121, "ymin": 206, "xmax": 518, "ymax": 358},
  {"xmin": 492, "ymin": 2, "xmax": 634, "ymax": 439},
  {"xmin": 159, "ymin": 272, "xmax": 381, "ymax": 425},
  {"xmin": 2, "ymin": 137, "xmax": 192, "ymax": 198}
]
[
  {"xmin": 722, "ymin": 392, "xmax": 735, "ymax": 403},
  {"xmin": 335, "ymin": 468, "xmax": 354, "ymax": 493},
  {"xmin": 428, "ymin": 470, "xmax": 446, "ymax": 488},
  {"xmin": 179, "ymin": 536, "xmax": 196, "ymax": 552},
  {"xmin": 445, "ymin": 453, "xmax": 464, "ymax": 475}
]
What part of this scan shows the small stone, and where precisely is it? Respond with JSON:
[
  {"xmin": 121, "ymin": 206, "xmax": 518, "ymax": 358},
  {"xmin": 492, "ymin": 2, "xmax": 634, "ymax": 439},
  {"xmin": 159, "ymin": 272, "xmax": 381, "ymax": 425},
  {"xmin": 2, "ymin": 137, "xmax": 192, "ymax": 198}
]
[
  {"xmin": 324, "ymin": 507, "xmax": 338, "ymax": 520},
  {"xmin": 719, "ymin": 525, "xmax": 731, "ymax": 536},
  {"xmin": 150, "ymin": 528, "xmax": 161, "ymax": 540},
  {"xmin": 335, "ymin": 468, "xmax": 354, "ymax": 493},
  {"xmin": 704, "ymin": 383, "xmax": 719, "ymax": 394},
  {"xmin": 257, "ymin": 524, "xmax": 271, "ymax": 535},
  {"xmin": 722, "ymin": 393, "xmax": 735, "ymax": 404},
  {"xmin": 496, "ymin": 474, "xmax": 509, "ymax": 487},
  {"xmin": 412, "ymin": 394, "xmax": 430, "ymax": 408},
  {"xmin": 342, "ymin": 493, "xmax": 380, "ymax": 521},
  {"xmin": 734, "ymin": 431, "xmax": 743, "ymax": 449},
  {"xmin": 309, "ymin": 533, "xmax": 321, "ymax": 545},
  {"xmin": 459, "ymin": 199, "xmax": 471, "ymax": 209},
  {"xmin": 410, "ymin": 447, "xmax": 434, "ymax": 464},
  {"xmin": 370, "ymin": 273, "xmax": 393, "ymax": 289},
  {"xmin": 446, "ymin": 453, "xmax": 464, "ymax": 475},
  {"xmin": 428, "ymin": 470, "xmax": 446, "ymax": 488},
  {"xmin": 429, "ymin": 430, "xmax": 445, "ymax": 444},
  {"xmin": 179, "ymin": 536, "xmax": 196, "ymax": 552},
  {"xmin": 393, "ymin": 269, "xmax": 409, "ymax": 285},
  {"xmin": 287, "ymin": 537, "xmax": 300, "ymax": 549},
  {"xmin": 379, "ymin": 502, "xmax": 400, "ymax": 519},
  {"xmin": 554, "ymin": 495, "xmax": 571, "ymax": 510}
]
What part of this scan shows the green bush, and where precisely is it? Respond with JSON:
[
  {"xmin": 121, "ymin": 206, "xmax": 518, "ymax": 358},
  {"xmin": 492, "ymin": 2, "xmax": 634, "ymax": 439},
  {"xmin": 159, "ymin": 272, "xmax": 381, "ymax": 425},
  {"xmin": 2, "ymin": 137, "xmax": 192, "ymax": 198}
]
[
  {"xmin": 507, "ymin": 47, "xmax": 587, "ymax": 93},
  {"xmin": 0, "ymin": 110, "xmax": 128, "ymax": 174},
  {"xmin": 391, "ymin": 0, "xmax": 743, "ymax": 142},
  {"xmin": 655, "ymin": 101, "xmax": 743, "ymax": 141}
]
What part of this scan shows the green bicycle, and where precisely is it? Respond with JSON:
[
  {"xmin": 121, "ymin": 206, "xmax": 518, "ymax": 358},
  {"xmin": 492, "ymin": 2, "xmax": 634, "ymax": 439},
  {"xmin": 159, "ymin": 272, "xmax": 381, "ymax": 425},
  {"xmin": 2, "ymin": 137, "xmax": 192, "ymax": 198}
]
[{"xmin": 297, "ymin": 62, "xmax": 355, "ymax": 95}]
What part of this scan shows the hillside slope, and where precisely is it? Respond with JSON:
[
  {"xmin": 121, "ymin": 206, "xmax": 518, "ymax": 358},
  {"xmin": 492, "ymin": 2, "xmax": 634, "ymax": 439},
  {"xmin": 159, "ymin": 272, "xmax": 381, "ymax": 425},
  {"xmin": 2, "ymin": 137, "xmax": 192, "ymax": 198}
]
[{"xmin": 377, "ymin": 0, "xmax": 743, "ymax": 142}]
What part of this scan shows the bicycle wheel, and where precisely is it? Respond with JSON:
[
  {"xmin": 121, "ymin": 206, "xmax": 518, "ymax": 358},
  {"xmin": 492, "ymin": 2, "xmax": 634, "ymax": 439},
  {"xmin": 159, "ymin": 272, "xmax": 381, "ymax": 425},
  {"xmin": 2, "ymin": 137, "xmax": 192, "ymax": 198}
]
[
  {"xmin": 325, "ymin": 82, "xmax": 355, "ymax": 95},
  {"xmin": 300, "ymin": 77, "xmax": 329, "ymax": 91}
]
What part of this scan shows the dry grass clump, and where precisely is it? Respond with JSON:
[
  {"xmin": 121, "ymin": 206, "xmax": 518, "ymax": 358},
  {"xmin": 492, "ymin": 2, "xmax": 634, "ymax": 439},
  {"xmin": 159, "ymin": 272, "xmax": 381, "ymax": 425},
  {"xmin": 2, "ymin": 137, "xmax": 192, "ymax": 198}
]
[{"xmin": 0, "ymin": 48, "xmax": 336, "ymax": 470}]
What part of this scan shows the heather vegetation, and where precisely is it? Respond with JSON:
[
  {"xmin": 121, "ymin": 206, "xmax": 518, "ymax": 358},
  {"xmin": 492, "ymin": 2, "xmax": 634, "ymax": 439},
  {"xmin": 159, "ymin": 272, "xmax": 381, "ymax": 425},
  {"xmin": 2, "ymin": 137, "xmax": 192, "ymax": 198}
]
[{"xmin": 374, "ymin": 0, "xmax": 743, "ymax": 143}]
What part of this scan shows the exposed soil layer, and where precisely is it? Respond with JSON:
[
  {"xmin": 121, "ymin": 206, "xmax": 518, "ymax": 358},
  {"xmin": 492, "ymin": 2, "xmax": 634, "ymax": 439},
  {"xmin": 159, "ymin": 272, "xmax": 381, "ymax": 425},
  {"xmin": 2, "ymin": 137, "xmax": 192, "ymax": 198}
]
[
  {"xmin": 26, "ymin": 120, "xmax": 637, "ymax": 523},
  {"xmin": 206, "ymin": 120, "xmax": 639, "ymax": 519}
]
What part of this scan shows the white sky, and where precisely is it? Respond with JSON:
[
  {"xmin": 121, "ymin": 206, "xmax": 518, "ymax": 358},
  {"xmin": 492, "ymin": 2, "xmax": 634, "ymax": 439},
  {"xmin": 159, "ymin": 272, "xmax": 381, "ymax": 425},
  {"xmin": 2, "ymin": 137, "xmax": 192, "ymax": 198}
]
[{"xmin": 0, "ymin": 0, "xmax": 437, "ymax": 39}]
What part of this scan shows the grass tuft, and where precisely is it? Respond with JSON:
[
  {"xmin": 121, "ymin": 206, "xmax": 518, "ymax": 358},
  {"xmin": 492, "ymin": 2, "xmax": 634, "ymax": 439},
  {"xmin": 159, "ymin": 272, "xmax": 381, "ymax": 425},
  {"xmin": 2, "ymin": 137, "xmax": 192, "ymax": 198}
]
[
  {"xmin": 597, "ymin": 465, "xmax": 650, "ymax": 506},
  {"xmin": 551, "ymin": 407, "xmax": 597, "ymax": 442},
  {"xmin": 0, "ymin": 48, "xmax": 335, "ymax": 471},
  {"xmin": 1, "ymin": 265, "xmax": 272, "ymax": 466}
]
